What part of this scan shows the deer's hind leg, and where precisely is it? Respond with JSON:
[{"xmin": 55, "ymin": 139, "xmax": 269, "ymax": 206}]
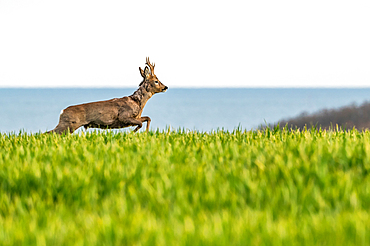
[
  {"xmin": 47, "ymin": 117, "xmax": 83, "ymax": 134},
  {"xmin": 47, "ymin": 109, "xmax": 85, "ymax": 134},
  {"xmin": 47, "ymin": 122, "xmax": 75, "ymax": 135}
]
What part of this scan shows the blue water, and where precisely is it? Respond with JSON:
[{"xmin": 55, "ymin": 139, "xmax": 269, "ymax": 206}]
[{"xmin": 1, "ymin": 88, "xmax": 370, "ymax": 133}]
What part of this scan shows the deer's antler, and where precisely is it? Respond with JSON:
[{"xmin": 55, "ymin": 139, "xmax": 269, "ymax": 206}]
[{"xmin": 146, "ymin": 57, "xmax": 155, "ymax": 76}]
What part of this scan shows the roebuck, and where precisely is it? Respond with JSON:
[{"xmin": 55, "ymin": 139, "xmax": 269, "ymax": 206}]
[{"xmin": 48, "ymin": 58, "xmax": 168, "ymax": 134}]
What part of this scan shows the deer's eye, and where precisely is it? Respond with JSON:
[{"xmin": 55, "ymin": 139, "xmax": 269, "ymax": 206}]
[{"xmin": 154, "ymin": 81, "xmax": 159, "ymax": 84}]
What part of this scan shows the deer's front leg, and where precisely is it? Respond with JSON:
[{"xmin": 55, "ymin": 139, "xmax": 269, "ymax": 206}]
[
  {"xmin": 132, "ymin": 116, "xmax": 151, "ymax": 132},
  {"xmin": 122, "ymin": 117, "xmax": 151, "ymax": 132},
  {"xmin": 139, "ymin": 116, "xmax": 151, "ymax": 132}
]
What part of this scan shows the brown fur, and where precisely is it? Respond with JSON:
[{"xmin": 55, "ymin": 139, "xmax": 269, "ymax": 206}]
[{"xmin": 47, "ymin": 58, "xmax": 168, "ymax": 134}]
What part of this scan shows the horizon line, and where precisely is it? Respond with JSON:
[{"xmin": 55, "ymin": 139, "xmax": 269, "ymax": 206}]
[{"xmin": 2, "ymin": 86, "xmax": 370, "ymax": 89}]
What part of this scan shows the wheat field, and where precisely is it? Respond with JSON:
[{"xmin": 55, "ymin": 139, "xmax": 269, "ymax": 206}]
[{"xmin": 1, "ymin": 127, "xmax": 370, "ymax": 245}]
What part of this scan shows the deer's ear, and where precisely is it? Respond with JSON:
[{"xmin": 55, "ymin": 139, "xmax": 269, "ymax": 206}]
[
  {"xmin": 139, "ymin": 67, "xmax": 145, "ymax": 78},
  {"xmin": 144, "ymin": 66, "xmax": 151, "ymax": 79}
]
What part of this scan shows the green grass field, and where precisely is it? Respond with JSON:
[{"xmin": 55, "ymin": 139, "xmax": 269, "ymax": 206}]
[{"xmin": 1, "ymin": 127, "xmax": 370, "ymax": 245}]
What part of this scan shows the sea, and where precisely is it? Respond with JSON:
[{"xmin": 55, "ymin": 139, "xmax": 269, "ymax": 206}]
[{"xmin": 1, "ymin": 88, "xmax": 370, "ymax": 133}]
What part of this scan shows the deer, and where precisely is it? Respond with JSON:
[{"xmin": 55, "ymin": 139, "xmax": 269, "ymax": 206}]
[{"xmin": 47, "ymin": 57, "xmax": 168, "ymax": 134}]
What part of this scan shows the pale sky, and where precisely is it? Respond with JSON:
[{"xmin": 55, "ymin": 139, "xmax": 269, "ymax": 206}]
[{"xmin": 0, "ymin": 0, "xmax": 369, "ymax": 88}]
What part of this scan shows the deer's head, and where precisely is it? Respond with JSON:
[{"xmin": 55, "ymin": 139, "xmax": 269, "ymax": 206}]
[{"xmin": 139, "ymin": 57, "xmax": 168, "ymax": 94}]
